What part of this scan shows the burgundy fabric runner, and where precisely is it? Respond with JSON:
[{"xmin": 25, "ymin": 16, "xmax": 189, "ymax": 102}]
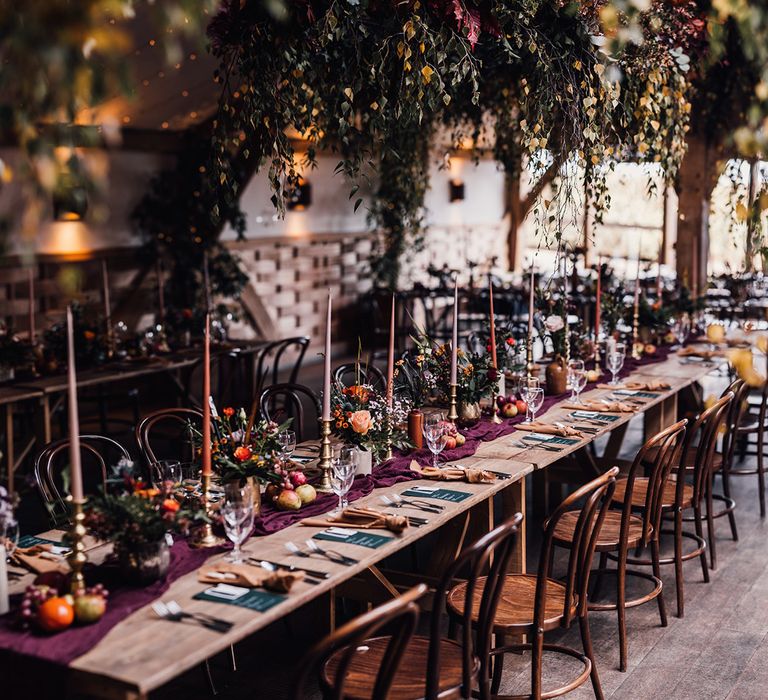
[{"xmin": 0, "ymin": 345, "xmax": 675, "ymax": 667}]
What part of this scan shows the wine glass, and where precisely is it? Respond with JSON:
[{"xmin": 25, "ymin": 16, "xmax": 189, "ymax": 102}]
[
  {"xmin": 606, "ymin": 346, "xmax": 625, "ymax": 386},
  {"xmin": 671, "ymin": 315, "xmax": 691, "ymax": 349},
  {"xmin": 330, "ymin": 447, "xmax": 356, "ymax": 512},
  {"xmin": 222, "ymin": 484, "xmax": 255, "ymax": 564},
  {"xmin": 422, "ymin": 419, "xmax": 447, "ymax": 468},
  {"xmin": 151, "ymin": 460, "xmax": 182, "ymax": 489},
  {"xmin": 567, "ymin": 359, "xmax": 585, "ymax": 401},
  {"xmin": 277, "ymin": 430, "xmax": 297, "ymax": 462},
  {"xmin": 521, "ymin": 377, "xmax": 543, "ymax": 423}
]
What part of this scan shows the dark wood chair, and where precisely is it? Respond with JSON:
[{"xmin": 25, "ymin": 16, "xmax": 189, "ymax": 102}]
[
  {"xmin": 294, "ymin": 584, "xmax": 425, "ymax": 700},
  {"xmin": 333, "ymin": 362, "xmax": 386, "ymax": 392},
  {"xmin": 447, "ymin": 469, "xmax": 618, "ymax": 700},
  {"xmin": 317, "ymin": 513, "xmax": 523, "ymax": 700},
  {"xmin": 554, "ymin": 420, "xmax": 687, "ymax": 671},
  {"xmin": 731, "ymin": 373, "xmax": 768, "ymax": 516},
  {"xmin": 135, "ymin": 407, "xmax": 206, "ymax": 468},
  {"xmin": 254, "ymin": 336, "xmax": 310, "ymax": 396},
  {"xmin": 34, "ymin": 435, "xmax": 132, "ymax": 528},
  {"xmin": 638, "ymin": 392, "xmax": 733, "ymax": 617},
  {"xmin": 259, "ymin": 383, "xmax": 321, "ymax": 442}
]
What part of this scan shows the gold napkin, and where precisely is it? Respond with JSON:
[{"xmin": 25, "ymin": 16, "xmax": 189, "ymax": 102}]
[
  {"xmin": 678, "ymin": 347, "xmax": 724, "ymax": 359},
  {"xmin": 514, "ymin": 422, "xmax": 583, "ymax": 437},
  {"xmin": 409, "ymin": 460, "xmax": 495, "ymax": 483},
  {"xmin": 562, "ymin": 400, "xmax": 636, "ymax": 413},
  {"xmin": 300, "ymin": 507, "xmax": 409, "ymax": 534},
  {"xmin": 597, "ymin": 380, "xmax": 670, "ymax": 391},
  {"xmin": 198, "ymin": 562, "xmax": 304, "ymax": 592},
  {"xmin": 12, "ymin": 545, "xmax": 70, "ymax": 575}
]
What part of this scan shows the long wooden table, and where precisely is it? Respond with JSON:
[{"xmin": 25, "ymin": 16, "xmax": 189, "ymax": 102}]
[{"xmin": 5, "ymin": 351, "xmax": 723, "ymax": 700}]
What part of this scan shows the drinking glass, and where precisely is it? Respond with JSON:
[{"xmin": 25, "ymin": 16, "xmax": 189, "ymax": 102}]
[
  {"xmin": 277, "ymin": 430, "xmax": 297, "ymax": 462},
  {"xmin": 521, "ymin": 377, "xmax": 543, "ymax": 423},
  {"xmin": 671, "ymin": 315, "xmax": 691, "ymax": 349},
  {"xmin": 606, "ymin": 351, "xmax": 624, "ymax": 385},
  {"xmin": 567, "ymin": 359, "xmax": 585, "ymax": 401},
  {"xmin": 222, "ymin": 484, "xmax": 255, "ymax": 564},
  {"xmin": 422, "ymin": 420, "xmax": 447, "ymax": 468},
  {"xmin": 151, "ymin": 460, "xmax": 182, "ymax": 489},
  {"xmin": 331, "ymin": 447, "xmax": 356, "ymax": 512}
]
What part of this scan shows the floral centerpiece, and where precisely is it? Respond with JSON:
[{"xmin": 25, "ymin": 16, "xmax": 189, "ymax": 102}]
[
  {"xmin": 84, "ymin": 476, "xmax": 205, "ymax": 584},
  {"xmin": 330, "ymin": 382, "xmax": 410, "ymax": 462}
]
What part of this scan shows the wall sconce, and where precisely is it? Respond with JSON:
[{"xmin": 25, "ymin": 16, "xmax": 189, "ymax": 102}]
[
  {"xmin": 287, "ymin": 176, "xmax": 312, "ymax": 211},
  {"xmin": 449, "ymin": 179, "xmax": 465, "ymax": 202},
  {"xmin": 53, "ymin": 185, "xmax": 88, "ymax": 222}
]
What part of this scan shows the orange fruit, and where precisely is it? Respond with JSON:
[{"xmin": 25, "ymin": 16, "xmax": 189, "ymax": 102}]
[{"xmin": 37, "ymin": 597, "xmax": 75, "ymax": 633}]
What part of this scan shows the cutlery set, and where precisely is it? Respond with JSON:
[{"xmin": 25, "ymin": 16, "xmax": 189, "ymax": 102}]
[{"xmin": 153, "ymin": 600, "xmax": 234, "ymax": 633}]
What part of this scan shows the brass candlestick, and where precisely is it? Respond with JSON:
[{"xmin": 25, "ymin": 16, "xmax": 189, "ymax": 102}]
[
  {"xmin": 526, "ymin": 334, "xmax": 535, "ymax": 380},
  {"xmin": 448, "ymin": 384, "xmax": 459, "ymax": 423},
  {"xmin": 195, "ymin": 472, "xmax": 223, "ymax": 548},
  {"xmin": 68, "ymin": 500, "xmax": 87, "ymax": 595},
  {"xmin": 317, "ymin": 419, "xmax": 333, "ymax": 492},
  {"xmin": 631, "ymin": 304, "xmax": 642, "ymax": 359},
  {"xmin": 490, "ymin": 369, "xmax": 502, "ymax": 424}
]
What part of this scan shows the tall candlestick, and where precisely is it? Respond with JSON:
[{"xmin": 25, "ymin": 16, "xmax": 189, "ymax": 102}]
[
  {"xmin": 203, "ymin": 250, "xmax": 212, "ymax": 312},
  {"xmin": 656, "ymin": 243, "xmax": 663, "ymax": 300},
  {"xmin": 101, "ymin": 260, "xmax": 111, "ymax": 327},
  {"xmin": 595, "ymin": 256, "xmax": 601, "ymax": 340},
  {"xmin": 450, "ymin": 279, "xmax": 458, "ymax": 386},
  {"xmin": 157, "ymin": 259, "xmax": 165, "ymax": 323},
  {"xmin": 322, "ymin": 291, "xmax": 332, "ymax": 421},
  {"xmin": 489, "ymin": 278, "xmax": 497, "ymax": 369},
  {"xmin": 202, "ymin": 313, "xmax": 211, "ymax": 477},
  {"xmin": 632, "ymin": 251, "xmax": 641, "ymax": 359},
  {"xmin": 528, "ymin": 262, "xmax": 535, "ymax": 341},
  {"xmin": 28, "ymin": 268, "xmax": 35, "ymax": 343},
  {"xmin": 66, "ymin": 306, "xmax": 83, "ymax": 503},
  {"xmin": 563, "ymin": 251, "xmax": 570, "ymax": 363},
  {"xmin": 386, "ymin": 294, "xmax": 395, "ymax": 408}
]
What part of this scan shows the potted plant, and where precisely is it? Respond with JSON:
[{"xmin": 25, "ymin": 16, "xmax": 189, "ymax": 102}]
[{"xmin": 84, "ymin": 479, "xmax": 205, "ymax": 585}]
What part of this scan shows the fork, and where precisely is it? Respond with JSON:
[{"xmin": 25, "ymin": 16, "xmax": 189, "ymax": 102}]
[
  {"xmin": 390, "ymin": 493, "xmax": 446, "ymax": 511},
  {"xmin": 380, "ymin": 494, "xmax": 442, "ymax": 514},
  {"xmin": 555, "ymin": 420, "xmax": 598, "ymax": 434},
  {"xmin": 305, "ymin": 539, "xmax": 358, "ymax": 565},
  {"xmin": 166, "ymin": 600, "xmax": 234, "ymax": 631},
  {"xmin": 520, "ymin": 436, "xmax": 564, "ymax": 452},
  {"xmin": 285, "ymin": 540, "xmax": 358, "ymax": 566},
  {"xmin": 152, "ymin": 601, "xmax": 232, "ymax": 633}
]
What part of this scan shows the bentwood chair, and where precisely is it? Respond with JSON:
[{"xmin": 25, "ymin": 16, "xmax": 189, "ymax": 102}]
[
  {"xmin": 554, "ymin": 421, "xmax": 687, "ymax": 671},
  {"xmin": 316, "ymin": 513, "xmax": 523, "ymax": 700},
  {"xmin": 253, "ymin": 336, "xmax": 310, "ymax": 398},
  {"xmin": 135, "ymin": 407, "xmax": 207, "ymax": 469},
  {"xmin": 259, "ymin": 383, "xmax": 321, "ymax": 442},
  {"xmin": 635, "ymin": 392, "xmax": 733, "ymax": 617},
  {"xmin": 294, "ymin": 584, "xmax": 426, "ymax": 700},
  {"xmin": 34, "ymin": 435, "xmax": 132, "ymax": 528},
  {"xmin": 447, "ymin": 471, "xmax": 617, "ymax": 700},
  {"xmin": 732, "ymin": 371, "xmax": 768, "ymax": 516},
  {"xmin": 333, "ymin": 362, "xmax": 386, "ymax": 392}
]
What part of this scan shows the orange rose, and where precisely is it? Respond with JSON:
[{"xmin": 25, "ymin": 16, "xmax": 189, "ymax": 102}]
[
  {"xmin": 223, "ymin": 407, "xmax": 235, "ymax": 417},
  {"xmin": 83, "ymin": 330, "xmax": 96, "ymax": 341},
  {"xmin": 349, "ymin": 410, "xmax": 373, "ymax": 435},
  {"xmin": 162, "ymin": 498, "xmax": 180, "ymax": 513},
  {"xmin": 234, "ymin": 445, "xmax": 252, "ymax": 462}
]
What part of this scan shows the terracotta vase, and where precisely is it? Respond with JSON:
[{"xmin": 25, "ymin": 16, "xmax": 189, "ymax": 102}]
[
  {"xmin": 408, "ymin": 409, "xmax": 423, "ymax": 449},
  {"xmin": 458, "ymin": 401, "xmax": 482, "ymax": 428},
  {"xmin": 545, "ymin": 354, "xmax": 568, "ymax": 395}
]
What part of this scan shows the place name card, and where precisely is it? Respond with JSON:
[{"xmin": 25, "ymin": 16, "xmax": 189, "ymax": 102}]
[
  {"xmin": 313, "ymin": 529, "xmax": 393, "ymax": 549},
  {"xmin": 194, "ymin": 584, "xmax": 285, "ymax": 612},
  {"xmin": 571, "ymin": 411, "xmax": 619, "ymax": 423},
  {"xmin": 524, "ymin": 433, "xmax": 580, "ymax": 446},
  {"xmin": 402, "ymin": 486, "xmax": 471, "ymax": 503}
]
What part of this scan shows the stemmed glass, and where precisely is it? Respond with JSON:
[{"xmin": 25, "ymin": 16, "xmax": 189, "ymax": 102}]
[
  {"xmin": 331, "ymin": 446, "xmax": 356, "ymax": 513},
  {"xmin": 221, "ymin": 484, "xmax": 255, "ymax": 564},
  {"xmin": 423, "ymin": 413, "xmax": 447, "ymax": 468},
  {"xmin": 277, "ymin": 430, "xmax": 297, "ymax": 463},
  {"xmin": 568, "ymin": 360, "xmax": 587, "ymax": 404},
  {"xmin": 606, "ymin": 342, "xmax": 626, "ymax": 386},
  {"xmin": 670, "ymin": 314, "xmax": 690, "ymax": 349},
  {"xmin": 151, "ymin": 460, "xmax": 182, "ymax": 489},
  {"xmin": 522, "ymin": 377, "xmax": 544, "ymax": 424}
]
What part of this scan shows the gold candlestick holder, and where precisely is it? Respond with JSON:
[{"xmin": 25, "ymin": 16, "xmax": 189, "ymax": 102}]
[
  {"xmin": 317, "ymin": 419, "xmax": 333, "ymax": 492},
  {"xmin": 67, "ymin": 500, "xmax": 88, "ymax": 595},
  {"xmin": 448, "ymin": 384, "xmax": 459, "ymax": 423},
  {"xmin": 631, "ymin": 305, "xmax": 642, "ymax": 359},
  {"xmin": 195, "ymin": 472, "xmax": 224, "ymax": 548},
  {"xmin": 526, "ymin": 335, "xmax": 535, "ymax": 380}
]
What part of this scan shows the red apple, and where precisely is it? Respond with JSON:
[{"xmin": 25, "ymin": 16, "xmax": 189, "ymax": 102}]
[
  {"xmin": 295, "ymin": 484, "xmax": 317, "ymax": 505},
  {"xmin": 443, "ymin": 435, "xmax": 457, "ymax": 450},
  {"xmin": 515, "ymin": 399, "xmax": 528, "ymax": 414},
  {"xmin": 289, "ymin": 470, "xmax": 307, "ymax": 487},
  {"xmin": 502, "ymin": 403, "xmax": 518, "ymax": 418},
  {"xmin": 276, "ymin": 489, "xmax": 302, "ymax": 511},
  {"xmin": 455, "ymin": 433, "xmax": 466, "ymax": 447},
  {"xmin": 74, "ymin": 594, "xmax": 107, "ymax": 625}
]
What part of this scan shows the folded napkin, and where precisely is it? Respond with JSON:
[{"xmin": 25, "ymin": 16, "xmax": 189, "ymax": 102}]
[
  {"xmin": 12, "ymin": 545, "xmax": 70, "ymax": 575},
  {"xmin": 198, "ymin": 562, "xmax": 303, "ymax": 592},
  {"xmin": 301, "ymin": 506, "xmax": 409, "ymax": 534},
  {"xmin": 678, "ymin": 347, "xmax": 724, "ymax": 359},
  {"xmin": 562, "ymin": 400, "xmax": 636, "ymax": 413},
  {"xmin": 597, "ymin": 380, "xmax": 671, "ymax": 391},
  {"xmin": 514, "ymin": 422, "xmax": 583, "ymax": 437},
  {"xmin": 409, "ymin": 460, "xmax": 496, "ymax": 483}
]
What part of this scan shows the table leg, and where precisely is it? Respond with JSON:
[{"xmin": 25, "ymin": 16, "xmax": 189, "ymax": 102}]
[
  {"xmin": 644, "ymin": 393, "xmax": 678, "ymax": 441},
  {"xmin": 502, "ymin": 476, "xmax": 526, "ymax": 574},
  {"xmin": 601, "ymin": 422, "xmax": 628, "ymax": 463}
]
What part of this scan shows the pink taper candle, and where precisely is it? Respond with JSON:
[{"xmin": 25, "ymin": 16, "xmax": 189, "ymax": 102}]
[
  {"xmin": 386, "ymin": 294, "xmax": 395, "ymax": 408},
  {"xmin": 66, "ymin": 306, "xmax": 83, "ymax": 503},
  {"xmin": 28, "ymin": 268, "xmax": 35, "ymax": 342},
  {"xmin": 101, "ymin": 260, "xmax": 111, "ymax": 331},
  {"xmin": 450, "ymin": 279, "xmax": 458, "ymax": 385},
  {"xmin": 322, "ymin": 291, "xmax": 332, "ymax": 421},
  {"xmin": 634, "ymin": 251, "xmax": 641, "ymax": 316},
  {"xmin": 595, "ymin": 256, "xmax": 601, "ymax": 340},
  {"xmin": 528, "ymin": 263, "xmax": 535, "ymax": 340},
  {"xmin": 489, "ymin": 278, "xmax": 497, "ymax": 369},
  {"xmin": 201, "ymin": 314, "xmax": 212, "ymax": 477}
]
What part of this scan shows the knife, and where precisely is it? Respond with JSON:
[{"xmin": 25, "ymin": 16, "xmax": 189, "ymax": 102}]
[{"xmin": 249, "ymin": 559, "xmax": 331, "ymax": 580}]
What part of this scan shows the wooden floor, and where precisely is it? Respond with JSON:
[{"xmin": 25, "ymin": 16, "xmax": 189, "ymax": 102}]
[{"xmin": 152, "ymin": 374, "xmax": 768, "ymax": 699}]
